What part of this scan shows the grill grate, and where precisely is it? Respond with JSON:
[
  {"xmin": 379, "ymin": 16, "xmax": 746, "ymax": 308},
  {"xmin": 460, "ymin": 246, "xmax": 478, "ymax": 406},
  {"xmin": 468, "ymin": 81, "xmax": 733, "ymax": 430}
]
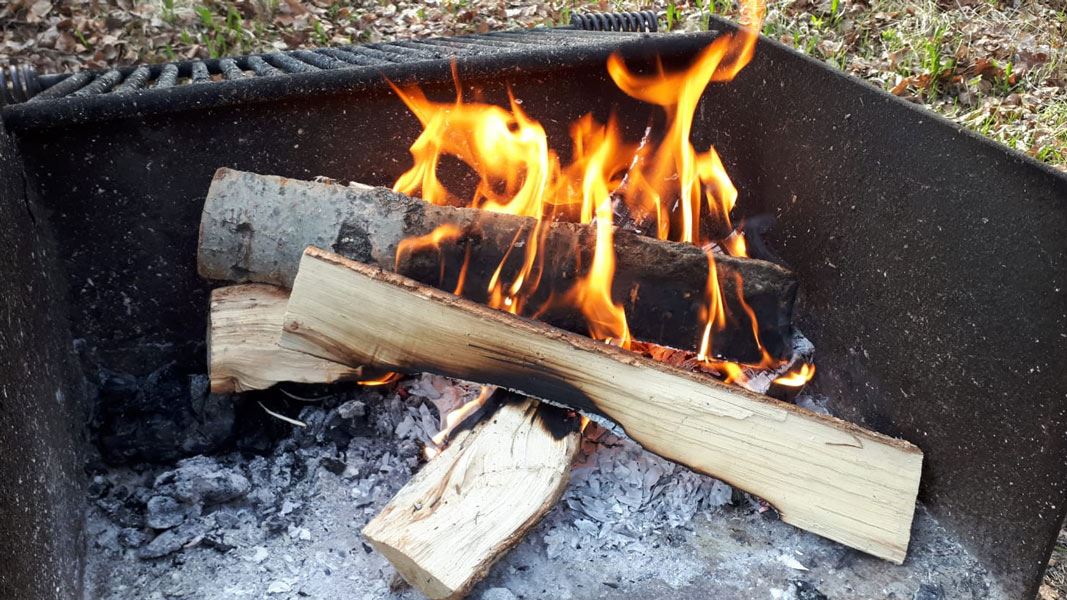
[{"xmin": 5, "ymin": 27, "xmax": 653, "ymax": 106}]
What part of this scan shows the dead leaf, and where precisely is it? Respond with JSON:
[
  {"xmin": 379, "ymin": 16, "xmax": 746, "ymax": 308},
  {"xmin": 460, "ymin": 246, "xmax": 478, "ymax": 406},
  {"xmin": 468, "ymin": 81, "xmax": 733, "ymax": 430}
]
[
  {"xmin": 54, "ymin": 31, "xmax": 77, "ymax": 52},
  {"xmin": 282, "ymin": 0, "xmax": 307, "ymax": 15},
  {"xmin": 890, "ymin": 77, "xmax": 912, "ymax": 96}
]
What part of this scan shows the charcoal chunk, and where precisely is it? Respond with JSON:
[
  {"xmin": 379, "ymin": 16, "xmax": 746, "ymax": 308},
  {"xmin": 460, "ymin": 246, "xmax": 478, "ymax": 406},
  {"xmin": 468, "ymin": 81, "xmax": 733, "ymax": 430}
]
[
  {"xmin": 153, "ymin": 456, "xmax": 250, "ymax": 505},
  {"xmin": 137, "ymin": 520, "xmax": 208, "ymax": 559},
  {"xmin": 145, "ymin": 495, "xmax": 198, "ymax": 530}
]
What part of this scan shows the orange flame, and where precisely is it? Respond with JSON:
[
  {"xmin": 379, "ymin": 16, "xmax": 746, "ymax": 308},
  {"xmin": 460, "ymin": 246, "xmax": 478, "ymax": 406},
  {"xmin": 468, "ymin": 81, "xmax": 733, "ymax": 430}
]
[
  {"xmin": 358, "ymin": 371, "xmax": 401, "ymax": 387},
  {"xmin": 389, "ymin": 0, "xmax": 775, "ymax": 396},
  {"xmin": 429, "ymin": 385, "xmax": 496, "ymax": 450},
  {"xmin": 774, "ymin": 363, "xmax": 816, "ymax": 388},
  {"xmin": 395, "ymin": 224, "xmax": 464, "ymax": 287}
]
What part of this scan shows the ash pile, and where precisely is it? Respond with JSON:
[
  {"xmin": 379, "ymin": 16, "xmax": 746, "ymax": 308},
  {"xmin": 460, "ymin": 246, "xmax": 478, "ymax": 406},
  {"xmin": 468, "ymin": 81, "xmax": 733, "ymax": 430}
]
[{"xmin": 83, "ymin": 374, "xmax": 993, "ymax": 600}]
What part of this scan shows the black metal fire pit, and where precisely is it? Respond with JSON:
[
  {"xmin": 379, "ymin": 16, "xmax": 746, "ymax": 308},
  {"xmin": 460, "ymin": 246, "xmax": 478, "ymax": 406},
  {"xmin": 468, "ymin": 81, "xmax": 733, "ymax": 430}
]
[{"xmin": 0, "ymin": 15, "xmax": 1063, "ymax": 600}]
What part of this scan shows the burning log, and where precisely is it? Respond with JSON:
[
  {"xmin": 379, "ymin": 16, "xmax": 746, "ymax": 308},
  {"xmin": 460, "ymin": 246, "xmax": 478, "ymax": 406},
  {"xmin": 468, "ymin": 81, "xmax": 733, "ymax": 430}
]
[
  {"xmin": 363, "ymin": 393, "xmax": 580, "ymax": 599},
  {"xmin": 207, "ymin": 284, "xmax": 361, "ymax": 393},
  {"xmin": 197, "ymin": 168, "xmax": 797, "ymax": 362},
  {"xmin": 279, "ymin": 247, "xmax": 923, "ymax": 564}
]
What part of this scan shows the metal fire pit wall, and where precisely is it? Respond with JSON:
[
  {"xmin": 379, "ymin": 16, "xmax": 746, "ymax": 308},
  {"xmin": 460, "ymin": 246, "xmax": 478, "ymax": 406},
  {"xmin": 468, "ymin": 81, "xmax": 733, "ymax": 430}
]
[{"xmin": 0, "ymin": 22, "xmax": 1064, "ymax": 599}]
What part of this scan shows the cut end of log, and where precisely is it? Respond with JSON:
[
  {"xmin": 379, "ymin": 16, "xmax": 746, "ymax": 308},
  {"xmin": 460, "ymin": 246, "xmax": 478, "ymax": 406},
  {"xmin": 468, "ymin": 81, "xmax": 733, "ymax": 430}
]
[
  {"xmin": 208, "ymin": 283, "xmax": 362, "ymax": 393},
  {"xmin": 362, "ymin": 398, "xmax": 580, "ymax": 599},
  {"xmin": 366, "ymin": 542, "xmax": 454, "ymax": 600}
]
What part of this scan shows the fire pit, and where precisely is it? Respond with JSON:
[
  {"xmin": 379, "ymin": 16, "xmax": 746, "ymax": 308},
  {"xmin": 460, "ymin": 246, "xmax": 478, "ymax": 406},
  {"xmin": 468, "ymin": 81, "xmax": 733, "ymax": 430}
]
[{"xmin": 0, "ymin": 10, "xmax": 1064, "ymax": 600}]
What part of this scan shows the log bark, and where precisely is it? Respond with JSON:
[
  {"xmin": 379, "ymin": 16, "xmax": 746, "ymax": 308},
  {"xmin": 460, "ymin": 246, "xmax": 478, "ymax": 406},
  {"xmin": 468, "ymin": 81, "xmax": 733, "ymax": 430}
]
[
  {"xmin": 198, "ymin": 168, "xmax": 797, "ymax": 362},
  {"xmin": 363, "ymin": 394, "xmax": 580, "ymax": 599},
  {"xmin": 280, "ymin": 247, "xmax": 923, "ymax": 564},
  {"xmin": 207, "ymin": 284, "xmax": 361, "ymax": 393}
]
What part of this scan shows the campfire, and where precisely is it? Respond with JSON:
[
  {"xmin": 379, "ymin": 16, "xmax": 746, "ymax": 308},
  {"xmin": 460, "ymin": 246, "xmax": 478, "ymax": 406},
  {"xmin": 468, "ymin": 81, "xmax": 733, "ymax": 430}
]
[
  {"xmin": 7, "ymin": 1, "xmax": 1066, "ymax": 596},
  {"xmin": 194, "ymin": 2, "xmax": 921, "ymax": 596}
]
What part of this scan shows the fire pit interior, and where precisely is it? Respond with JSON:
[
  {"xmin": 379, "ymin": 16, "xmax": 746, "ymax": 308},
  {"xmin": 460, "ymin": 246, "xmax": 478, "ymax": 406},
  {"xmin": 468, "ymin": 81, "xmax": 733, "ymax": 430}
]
[{"xmin": 0, "ymin": 10, "xmax": 1064, "ymax": 600}]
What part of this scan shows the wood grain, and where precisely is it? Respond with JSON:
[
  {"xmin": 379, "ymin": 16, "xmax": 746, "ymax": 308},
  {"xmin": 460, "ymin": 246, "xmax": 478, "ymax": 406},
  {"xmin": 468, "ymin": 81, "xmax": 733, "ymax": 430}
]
[
  {"xmin": 207, "ymin": 284, "xmax": 361, "ymax": 393},
  {"xmin": 363, "ymin": 396, "xmax": 580, "ymax": 599},
  {"xmin": 279, "ymin": 247, "xmax": 923, "ymax": 563}
]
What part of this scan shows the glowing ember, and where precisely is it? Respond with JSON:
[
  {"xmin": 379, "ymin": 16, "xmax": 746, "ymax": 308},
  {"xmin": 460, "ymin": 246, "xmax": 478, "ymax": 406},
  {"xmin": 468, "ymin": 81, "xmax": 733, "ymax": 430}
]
[{"xmin": 358, "ymin": 372, "xmax": 401, "ymax": 387}]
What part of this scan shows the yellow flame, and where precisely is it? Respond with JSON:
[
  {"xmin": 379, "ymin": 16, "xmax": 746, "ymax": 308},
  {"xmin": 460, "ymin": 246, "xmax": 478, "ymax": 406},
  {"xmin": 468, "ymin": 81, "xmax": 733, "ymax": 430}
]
[
  {"xmin": 430, "ymin": 385, "xmax": 496, "ymax": 448},
  {"xmin": 388, "ymin": 0, "xmax": 774, "ymax": 389},
  {"xmin": 774, "ymin": 363, "xmax": 816, "ymax": 387},
  {"xmin": 358, "ymin": 372, "xmax": 401, "ymax": 387}
]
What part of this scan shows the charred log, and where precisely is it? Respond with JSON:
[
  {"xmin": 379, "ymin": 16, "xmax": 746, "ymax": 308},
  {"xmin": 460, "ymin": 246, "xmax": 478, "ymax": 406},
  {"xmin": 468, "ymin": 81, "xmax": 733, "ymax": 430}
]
[{"xmin": 198, "ymin": 168, "xmax": 796, "ymax": 362}]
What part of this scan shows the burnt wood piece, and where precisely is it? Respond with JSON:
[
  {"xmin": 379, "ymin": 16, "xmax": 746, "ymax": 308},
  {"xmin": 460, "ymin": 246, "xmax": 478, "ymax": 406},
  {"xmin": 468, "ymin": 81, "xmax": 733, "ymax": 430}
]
[
  {"xmin": 364, "ymin": 394, "xmax": 580, "ymax": 599},
  {"xmin": 278, "ymin": 247, "xmax": 923, "ymax": 564},
  {"xmin": 207, "ymin": 284, "xmax": 362, "ymax": 393},
  {"xmin": 197, "ymin": 168, "xmax": 797, "ymax": 362}
]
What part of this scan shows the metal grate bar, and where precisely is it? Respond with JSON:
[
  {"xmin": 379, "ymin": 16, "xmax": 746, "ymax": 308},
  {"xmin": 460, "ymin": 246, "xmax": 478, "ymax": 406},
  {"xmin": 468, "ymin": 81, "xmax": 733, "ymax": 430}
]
[
  {"xmin": 291, "ymin": 50, "xmax": 350, "ymax": 70},
  {"xmin": 384, "ymin": 40, "xmax": 479, "ymax": 58},
  {"xmin": 8, "ymin": 26, "xmax": 650, "ymax": 103},
  {"xmin": 488, "ymin": 29, "xmax": 641, "ymax": 43},
  {"xmin": 406, "ymin": 38, "xmax": 499, "ymax": 55},
  {"xmin": 191, "ymin": 61, "xmax": 212, "ymax": 83},
  {"xmin": 337, "ymin": 45, "xmax": 410, "ymax": 64},
  {"xmin": 432, "ymin": 36, "xmax": 531, "ymax": 50},
  {"xmin": 112, "ymin": 66, "xmax": 152, "ymax": 93},
  {"xmin": 219, "ymin": 58, "xmax": 245, "ymax": 80},
  {"xmin": 153, "ymin": 64, "xmax": 179, "ymax": 88},
  {"xmin": 246, "ymin": 55, "xmax": 283, "ymax": 77},
  {"xmin": 71, "ymin": 70, "xmax": 122, "ymax": 97},
  {"xmin": 369, "ymin": 42, "xmax": 445, "ymax": 60},
  {"xmin": 30, "ymin": 70, "xmax": 93, "ymax": 101},
  {"xmin": 266, "ymin": 52, "xmax": 319, "ymax": 73},
  {"xmin": 316, "ymin": 48, "xmax": 386, "ymax": 67}
]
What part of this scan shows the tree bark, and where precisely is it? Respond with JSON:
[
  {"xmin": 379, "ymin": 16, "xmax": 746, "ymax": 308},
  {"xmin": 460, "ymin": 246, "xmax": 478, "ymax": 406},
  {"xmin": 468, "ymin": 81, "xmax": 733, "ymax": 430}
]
[{"xmin": 198, "ymin": 168, "xmax": 797, "ymax": 362}]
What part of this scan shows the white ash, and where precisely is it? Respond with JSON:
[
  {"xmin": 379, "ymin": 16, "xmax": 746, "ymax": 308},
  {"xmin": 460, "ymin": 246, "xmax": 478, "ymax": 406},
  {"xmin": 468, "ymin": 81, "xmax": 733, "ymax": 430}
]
[
  {"xmin": 544, "ymin": 426, "xmax": 733, "ymax": 558},
  {"xmin": 83, "ymin": 372, "xmax": 998, "ymax": 599}
]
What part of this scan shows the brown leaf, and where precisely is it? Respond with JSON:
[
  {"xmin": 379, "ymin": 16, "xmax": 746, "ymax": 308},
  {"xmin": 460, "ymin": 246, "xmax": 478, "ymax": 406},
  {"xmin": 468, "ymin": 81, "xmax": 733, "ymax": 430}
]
[
  {"xmin": 54, "ymin": 31, "xmax": 77, "ymax": 53},
  {"xmin": 282, "ymin": 0, "xmax": 307, "ymax": 15},
  {"xmin": 890, "ymin": 77, "xmax": 912, "ymax": 96}
]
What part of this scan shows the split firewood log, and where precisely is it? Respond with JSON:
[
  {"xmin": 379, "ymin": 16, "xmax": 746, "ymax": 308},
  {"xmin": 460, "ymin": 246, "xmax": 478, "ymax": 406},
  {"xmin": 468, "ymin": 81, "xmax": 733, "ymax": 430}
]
[
  {"xmin": 206, "ymin": 283, "xmax": 579, "ymax": 597},
  {"xmin": 207, "ymin": 283, "xmax": 362, "ymax": 393},
  {"xmin": 197, "ymin": 168, "xmax": 797, "ymax": 363},
  {"xmin": 364, "ymin": 393, "xmax": 580, "ymax": 599},
  {"xmin": 279, "ymin": 247, "xmax": 923, "ymax": 564}
]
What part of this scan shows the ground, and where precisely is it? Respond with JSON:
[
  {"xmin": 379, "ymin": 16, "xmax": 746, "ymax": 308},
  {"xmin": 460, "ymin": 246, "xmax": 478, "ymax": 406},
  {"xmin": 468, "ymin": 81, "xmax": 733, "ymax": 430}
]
[
  {"xmin": 1, "ymin": 0, "xmax": 1064, "ymax": 171},
  {"xmin": 1, "ymin": 0, "xmax": 1065, "ymax": 597}
]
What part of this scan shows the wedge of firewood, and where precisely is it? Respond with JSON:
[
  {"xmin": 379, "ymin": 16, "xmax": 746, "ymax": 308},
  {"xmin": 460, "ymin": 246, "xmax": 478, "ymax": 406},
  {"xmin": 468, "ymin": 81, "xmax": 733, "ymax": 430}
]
[
  {"xmin": 209, "ymin": 283, "xmax": 578, "ymax": 597},
  {"xmin": 279, "ymin": 247, "xmax": 923, "ymax": 564},
  {"xmin": 197, "ymin": 168, "xmax": 797, "ymax": 362},
  {"xmin": 207, "ymin": 284, "xmax": 362, "ymax": 393},
  {"xmin": 364, "ymin": 393, "xmax": 580, "ymax": 599}
]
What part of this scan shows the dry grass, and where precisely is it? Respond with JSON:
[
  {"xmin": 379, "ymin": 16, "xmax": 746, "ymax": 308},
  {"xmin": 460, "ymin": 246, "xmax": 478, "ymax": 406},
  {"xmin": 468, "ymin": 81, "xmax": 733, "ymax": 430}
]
[{"xmin": 1, "ymin": 0, "xmax": 1065, "ymax": 595}]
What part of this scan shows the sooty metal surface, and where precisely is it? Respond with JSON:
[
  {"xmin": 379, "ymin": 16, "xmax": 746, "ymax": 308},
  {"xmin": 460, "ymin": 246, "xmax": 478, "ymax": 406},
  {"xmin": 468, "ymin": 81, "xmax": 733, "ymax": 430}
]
[
  {"xmin": 2, "ymin": 23, "xmax": 1064, "ymax": 599},
  {"xmin": 0, "ymin": 121, "xmax": 86, "ymax": 600}
]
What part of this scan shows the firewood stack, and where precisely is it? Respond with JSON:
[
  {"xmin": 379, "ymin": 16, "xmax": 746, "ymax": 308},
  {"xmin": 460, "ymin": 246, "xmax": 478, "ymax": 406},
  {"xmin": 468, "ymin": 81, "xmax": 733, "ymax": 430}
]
[{"xmin": 198, "ymin": 168, "xmax": 923, "ymax": 599}]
